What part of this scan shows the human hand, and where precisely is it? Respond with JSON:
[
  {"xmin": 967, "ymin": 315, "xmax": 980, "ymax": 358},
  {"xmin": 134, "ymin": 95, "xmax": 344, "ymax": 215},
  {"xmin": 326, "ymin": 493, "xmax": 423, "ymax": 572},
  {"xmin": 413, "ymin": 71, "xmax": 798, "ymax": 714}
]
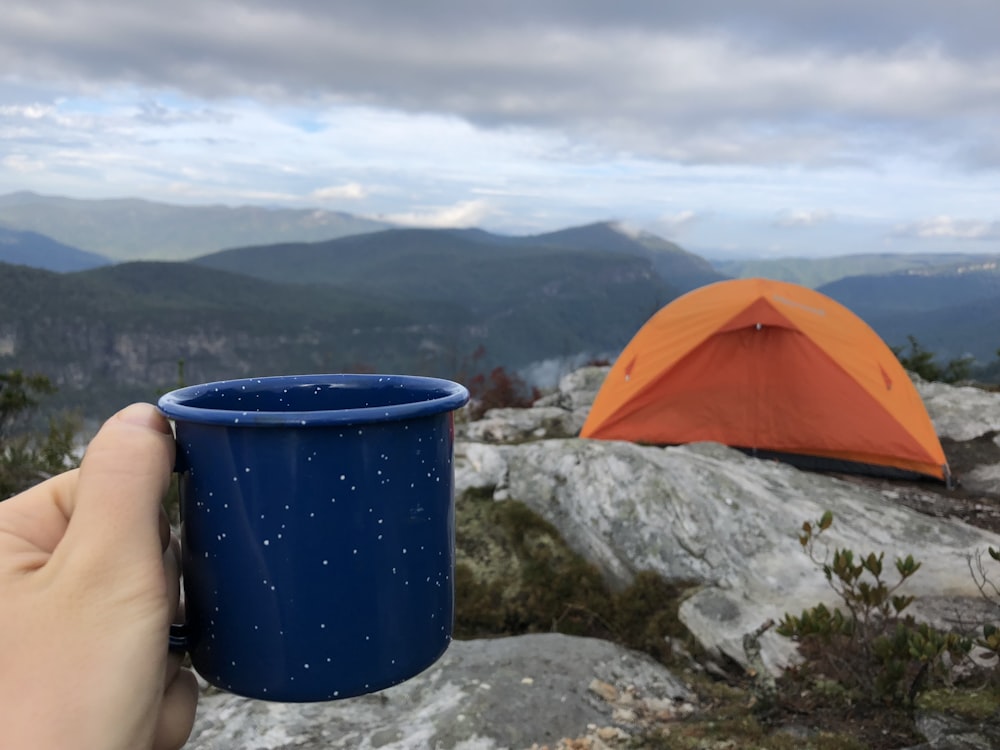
[{"xmin": 0, "ymin": 403, "xmax": 198, "ymax": 750}]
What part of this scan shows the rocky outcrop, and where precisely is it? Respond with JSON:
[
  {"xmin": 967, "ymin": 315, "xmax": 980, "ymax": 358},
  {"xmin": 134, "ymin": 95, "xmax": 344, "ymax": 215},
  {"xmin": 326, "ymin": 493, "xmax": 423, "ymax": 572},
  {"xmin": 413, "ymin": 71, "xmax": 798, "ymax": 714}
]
[
  {"xmin": 455, "ymin": 367, "xmax": 1000, "ymax": 673},
  {"xmin": 456, "ymin": 437, "xmax": 1000, "ymax": 673},
  {"xmin": 186, "ymin": 634, "xmax": 694, "ymax": 750},
  {"xmin": 184, "ymin": 368, "xmax": 1000, "ymax": 749}
]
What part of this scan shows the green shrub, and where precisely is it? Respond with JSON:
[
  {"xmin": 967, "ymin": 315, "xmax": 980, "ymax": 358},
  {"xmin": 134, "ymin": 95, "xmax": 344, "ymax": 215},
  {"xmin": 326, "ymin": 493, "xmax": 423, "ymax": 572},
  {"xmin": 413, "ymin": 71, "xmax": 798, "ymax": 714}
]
[
  {"xmin": 0, "ymin": 370, "xmax": 79, "ymax": 499},
  {"xmin": 892, "ymin": 335, "xmax": 974, "ymax": 383},
  {"xmin": 778, "ymin": 511, "xmax": 971, "ymax": 706}
]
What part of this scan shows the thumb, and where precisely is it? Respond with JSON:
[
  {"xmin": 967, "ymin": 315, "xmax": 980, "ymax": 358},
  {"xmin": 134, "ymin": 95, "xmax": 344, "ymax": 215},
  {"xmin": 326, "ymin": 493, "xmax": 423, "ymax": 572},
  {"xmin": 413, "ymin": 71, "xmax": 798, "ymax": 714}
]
[{"xmin": 57, "ymin": 403, "xmax": 175, "ymax": 580}]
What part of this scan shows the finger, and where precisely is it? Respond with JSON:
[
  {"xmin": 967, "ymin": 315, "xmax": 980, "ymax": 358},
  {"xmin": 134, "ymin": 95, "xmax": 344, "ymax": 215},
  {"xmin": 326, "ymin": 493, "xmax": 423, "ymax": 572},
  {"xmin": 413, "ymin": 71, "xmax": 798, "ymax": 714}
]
[
  {"xmin": 0, "ymin": 470, "xmax": 78, "ymax": 563},
  {"xmin": 57, "ymin": 403, "xmax": 175, "ymax": 579},
  {"xmin": 153, "ymin": 668, "xmax": 199, "ymax": 750},
  {"xmin": 164, "ymin": 651, "xmax": 183, "ymax": 691}
]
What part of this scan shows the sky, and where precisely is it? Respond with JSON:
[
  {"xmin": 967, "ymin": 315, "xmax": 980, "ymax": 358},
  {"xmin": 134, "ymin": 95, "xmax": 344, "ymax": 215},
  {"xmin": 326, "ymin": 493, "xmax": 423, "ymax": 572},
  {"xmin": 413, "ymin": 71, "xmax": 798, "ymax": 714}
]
[{"xmin": 2, "ymin": 1, "xmax": 1000, "ymax": 259}]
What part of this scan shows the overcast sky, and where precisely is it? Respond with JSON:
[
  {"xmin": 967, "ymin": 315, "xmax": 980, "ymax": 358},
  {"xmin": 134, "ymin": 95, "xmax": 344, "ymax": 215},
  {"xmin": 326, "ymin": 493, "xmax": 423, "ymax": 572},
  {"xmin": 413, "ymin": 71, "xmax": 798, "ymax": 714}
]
[{"xmin": 2, "ymin": 1, "xmax": 1000, "ymax": 258}]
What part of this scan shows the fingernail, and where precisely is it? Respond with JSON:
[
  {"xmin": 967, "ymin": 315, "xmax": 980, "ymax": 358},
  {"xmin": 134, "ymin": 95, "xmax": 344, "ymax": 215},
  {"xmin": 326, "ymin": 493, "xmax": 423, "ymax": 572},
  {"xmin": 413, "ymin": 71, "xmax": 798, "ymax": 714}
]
[{"xmin": 116, "ymin": 403, "xmax": 172, "ymax": 435}]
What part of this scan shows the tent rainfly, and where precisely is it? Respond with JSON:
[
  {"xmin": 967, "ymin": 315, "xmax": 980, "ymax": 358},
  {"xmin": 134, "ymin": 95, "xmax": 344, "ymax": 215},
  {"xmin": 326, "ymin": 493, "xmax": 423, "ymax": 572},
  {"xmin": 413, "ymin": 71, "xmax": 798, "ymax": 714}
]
[{"xmin": 581, "ymin": 277, "xmax": 950, "ymax": 482}]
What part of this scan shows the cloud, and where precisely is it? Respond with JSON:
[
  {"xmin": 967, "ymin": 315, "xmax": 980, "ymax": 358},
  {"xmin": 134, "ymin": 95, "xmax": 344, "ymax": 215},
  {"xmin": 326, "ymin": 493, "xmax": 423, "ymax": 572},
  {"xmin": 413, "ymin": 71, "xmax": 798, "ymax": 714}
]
[
  {"xmin": 311, "ymin": 183, "xmax": 368, "ymax": 201},
  {"xmin": 654, "ymin": 210, "xmax": 700, "ymax": 236},
  {"xmin": 1, "ymin": 2, "xmax": 999, "ymax": 252},
  {"xmin": 2, "ymin": 2, "xmax": 1000, "ymax": 170},
  {"xmin": 773, "ymin": 209, "xmax": 834, "ymax": 228},
  {"xmin": 379, "ymin": 199, "xmax": 493, "ymax": 228},
  {"xmin": 893, "ymin": 216, "xmax": 1000, "ymax": 241}
]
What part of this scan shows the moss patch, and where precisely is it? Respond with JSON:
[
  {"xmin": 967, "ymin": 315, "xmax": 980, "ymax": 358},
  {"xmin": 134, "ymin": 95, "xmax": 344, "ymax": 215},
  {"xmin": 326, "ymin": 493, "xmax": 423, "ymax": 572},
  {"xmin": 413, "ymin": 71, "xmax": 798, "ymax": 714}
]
[
  {"xmin": 916, "ymin": 687, "xmax": 1000, "ymax": 720},
  {"xmin": 453, "ymin": 488, "xmax": 697, "ymax": 663}
]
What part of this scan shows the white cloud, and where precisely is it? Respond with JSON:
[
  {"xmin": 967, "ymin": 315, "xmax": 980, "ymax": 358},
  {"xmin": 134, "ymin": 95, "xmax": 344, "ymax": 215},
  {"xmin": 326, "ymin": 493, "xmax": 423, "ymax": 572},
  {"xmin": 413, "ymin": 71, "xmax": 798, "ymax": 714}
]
[
  {"xmin": 894, "ymin": 216, "xmax": 1000, "ymax": 240},
  {"xmin": 774, "ymin": 209, "xmax": 834, "ymax": 228},
  {"xmin": 311, "ymin": 183, "xmax": 368, "ymax": 201},
  {"xmin": 654, "ymin": 210, "xmax": 699, "ymax": 236},
  {"xmin": 2, "ymin": 154, "xmax": 45, "ymax": 172},
  {"xmin": 379, "ymin": 200, "xmax": 493, "ymax": 228}
]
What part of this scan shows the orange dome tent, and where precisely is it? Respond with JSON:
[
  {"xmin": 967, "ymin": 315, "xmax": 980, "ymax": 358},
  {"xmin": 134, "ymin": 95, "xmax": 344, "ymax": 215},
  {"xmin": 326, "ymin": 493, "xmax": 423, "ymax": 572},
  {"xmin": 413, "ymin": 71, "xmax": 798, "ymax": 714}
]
[{"xmin": 581, "ymin": 278, "xmax": 950, "ymax": 481}]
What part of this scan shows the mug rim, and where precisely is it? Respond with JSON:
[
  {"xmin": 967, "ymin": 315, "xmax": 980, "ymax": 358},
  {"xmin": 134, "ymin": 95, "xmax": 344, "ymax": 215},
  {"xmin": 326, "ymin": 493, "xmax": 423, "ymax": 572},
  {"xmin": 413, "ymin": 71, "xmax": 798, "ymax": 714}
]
[{"xmin": 157, "ymin": 373, "xmax": 470, "ymax": 427}]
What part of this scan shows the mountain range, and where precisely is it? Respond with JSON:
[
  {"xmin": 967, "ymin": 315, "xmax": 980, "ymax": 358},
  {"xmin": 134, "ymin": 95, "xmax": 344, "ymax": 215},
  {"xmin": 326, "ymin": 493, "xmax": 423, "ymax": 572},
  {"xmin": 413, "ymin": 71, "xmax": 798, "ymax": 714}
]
[
  {"xmin": 0, "ymin": 191, "xmax": 389, "ymax": 261},
  {"xmin": 1, "ymin": 192, "xmax": 998, "ymax": 419}
]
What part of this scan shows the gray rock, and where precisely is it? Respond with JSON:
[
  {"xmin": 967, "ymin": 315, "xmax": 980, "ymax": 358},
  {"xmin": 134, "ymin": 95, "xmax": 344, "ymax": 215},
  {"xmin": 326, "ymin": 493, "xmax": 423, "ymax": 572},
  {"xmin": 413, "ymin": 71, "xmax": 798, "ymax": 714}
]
[
  {"xmin": 909, "ymin": 708, "xmax": 1000, "ymax": 749},
  {"xmin": 916, "ymin": 377, "xmax": 1000, "ymax": 442},
  {"xmin": 455, "ymin": 438, "xmax": 1000, "ymax": 673},
  {"xmin": 464, "ymin": 406, "xmax": 581, "ymax": 443},
  {"xmin": 532, "ymin": 366, "xmax": 608, "ymax": 413},
  {"xmin": 186, "ymin": 634, "xmax": 693, "ymax": 750},
  {"xmin": 461, "ymin": 366, "xmax": 610, "ymax": 445}
]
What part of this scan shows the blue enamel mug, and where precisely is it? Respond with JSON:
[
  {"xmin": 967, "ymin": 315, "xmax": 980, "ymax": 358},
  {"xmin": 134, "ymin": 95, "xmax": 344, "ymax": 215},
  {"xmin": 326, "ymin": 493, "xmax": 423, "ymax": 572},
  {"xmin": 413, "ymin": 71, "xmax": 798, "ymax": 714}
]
[{"xmin": 157, "ymin": 373, "xmax": 469, "ymax": 702}]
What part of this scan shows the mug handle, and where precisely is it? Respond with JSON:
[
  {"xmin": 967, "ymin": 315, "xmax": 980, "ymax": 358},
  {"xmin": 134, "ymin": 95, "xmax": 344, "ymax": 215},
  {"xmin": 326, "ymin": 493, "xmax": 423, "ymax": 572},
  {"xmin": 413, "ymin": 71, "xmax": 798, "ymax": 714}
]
[
  {"xmin": 168, "ymin": 433, "xmax": 189, "ymax": 654},
  {"xmin": 169, "ymin": 623, "xmax": 188, "ymax": 652}
]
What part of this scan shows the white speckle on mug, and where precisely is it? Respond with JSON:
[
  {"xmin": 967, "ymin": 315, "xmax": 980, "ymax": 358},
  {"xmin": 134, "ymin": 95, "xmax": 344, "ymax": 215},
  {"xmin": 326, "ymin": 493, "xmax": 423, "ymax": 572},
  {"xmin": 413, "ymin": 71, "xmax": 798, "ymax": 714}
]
[
  {"xmin": 323, "ymin": 560, "xmax": 328, "ymax": 565},
  {"xmin": 320, "ymin": 623, "xmax": 326, "ymax": 629},
  {"xmin": 304, "ymin": 663, "xmax": 310, "ymax": 669},
  {"xmin": 234, "ymin": 418, "xmax": 239, "ymax": 424},
  {"xmin": 263, "ymin": 540, "xmax": 270, "ymax": 546},
  {"xmin": 339, "ymin": 475, "xmax": 345, "ymax": 480},
  {"xmin": 245, "ymin": 467, "xmax": 251, "ymax": 473},
  {"xmin": 402, "ymin": 547, "xmax": 407, "ymax": 554},
  {"xmin": 377, "ymin": 534, "xmax": 382, "ymax": 540},
  {"xmin": 353, "ymin": 548, "xmax": 357, "ymax": 554}
]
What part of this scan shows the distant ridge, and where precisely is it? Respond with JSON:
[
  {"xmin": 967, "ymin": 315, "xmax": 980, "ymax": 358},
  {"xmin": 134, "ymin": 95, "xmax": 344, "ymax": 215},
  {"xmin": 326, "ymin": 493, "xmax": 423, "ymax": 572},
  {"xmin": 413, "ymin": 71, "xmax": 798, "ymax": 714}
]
[
  {"xmin": 0, "ymin": 191, "xmax": 392, "ymax": 262},
  {"xmin": 193, "ymin": 221, "xmax": 721, "ymax": 298},
  {"xmin": 528, "ymin": 222, "xmax": 727, "ymax": 293},
  {"xmin": 0, "ymin": 226, "xmax": 111, "ymax": 271},
  {"xmin": 714, "ymin": 252, "xmax": 1000, "ymax": 288}
]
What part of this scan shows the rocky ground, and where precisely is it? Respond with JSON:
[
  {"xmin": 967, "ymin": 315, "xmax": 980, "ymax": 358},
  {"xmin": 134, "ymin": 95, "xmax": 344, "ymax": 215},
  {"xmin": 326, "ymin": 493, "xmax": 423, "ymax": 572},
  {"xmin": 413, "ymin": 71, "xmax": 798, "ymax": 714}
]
[{"xmin": 838, "ymin": 432, "xmax": 1000, "ymax": 534}]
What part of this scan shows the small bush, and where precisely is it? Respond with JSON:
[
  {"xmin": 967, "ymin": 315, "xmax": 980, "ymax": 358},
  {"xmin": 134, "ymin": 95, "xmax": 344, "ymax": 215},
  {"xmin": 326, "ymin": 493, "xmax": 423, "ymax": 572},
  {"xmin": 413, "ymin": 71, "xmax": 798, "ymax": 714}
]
[
  {"xmin": 466, "ymin": 365, "xmax": 541, "ymax": 420},
  {"xmin": 893, "ymin": 335, "xmax": 974, "ymax": 384},
  {"xmin": 777, "ymin": 511, "xmax": 971, "ymax": 706}
]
